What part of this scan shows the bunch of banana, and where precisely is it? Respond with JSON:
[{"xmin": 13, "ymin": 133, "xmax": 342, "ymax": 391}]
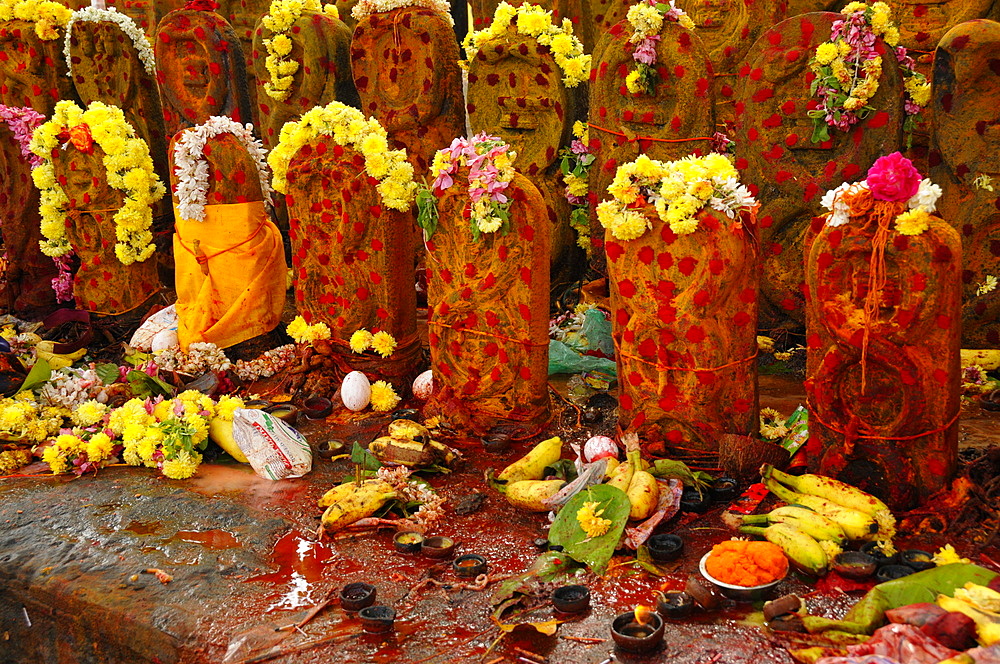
[
  {"xmin": 318, "ymin": 478, "xmax": 397, "ymax": 532},
  {"xmin": 739, "ymin": 522, "xmax": 830, "ymax": 576},
  {"xmin": 494, "ymin": 436, "xmax": 565, "ymax": 510}
]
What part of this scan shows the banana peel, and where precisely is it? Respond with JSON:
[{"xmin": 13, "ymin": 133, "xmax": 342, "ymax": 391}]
[
  {"xmin": 496, "ymin": 436, "xmax": 562, "ymax": 483},
  {"xmin": 320, "ymin": 480, "xmax": 397, "ymax": 532},
  {"xmin": 318, "ymin": 478, "xmax": 395, "ymax": 508},
  {"xmin": 35, "ymin": 341, "xmax": 85, "ymax": 370},
  {"xmin": 369, "ymin": 419, "xmax": 458, "ymax": 469}
]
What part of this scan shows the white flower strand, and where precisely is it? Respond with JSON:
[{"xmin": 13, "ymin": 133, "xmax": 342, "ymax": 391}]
[
  {"xmin": 173, "ymin": 116, "xmax": 273, "ymax": 222},
  {"xmin": 64, "ymin": 7, "xmax": 156, "ymax": 77},
  {"xmin": 352, "ymin": 0, "xmax": 454, "ymax": 25}
]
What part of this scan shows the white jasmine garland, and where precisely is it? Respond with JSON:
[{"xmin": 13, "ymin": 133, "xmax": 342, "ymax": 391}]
[
  {"xmin": 352, "ymin": 0, "xmax": 454, "ymax": 25},
  {"xmin": 64, "ymin": 7, "xmax": 156, "ymax": 78},
  {"xmin": 821, "ymin": 181, "xmax": 868, "ymax": 227},
  {"xmin": 173, "ymin": 116, "xmax": 273, "ymax": 222}
]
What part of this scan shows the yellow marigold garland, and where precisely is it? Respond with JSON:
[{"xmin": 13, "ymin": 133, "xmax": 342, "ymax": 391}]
[
  {"xmin": 0, "ymin": 0, "xmax": 71, "ymax": 40},
  {"xmin": 260, "ymin": 0, "xmax": 340, "ymax": 102},
  {"xmin": 29, "ymin": 100, "xmax": 165, "ymax": 265},
  {"xmin": 462, "ymin": 1, "xmax": 590, "ymax": 88},
  {"xmin": 286, "ymin": 315, "xmax": 332, "ymax": 344},
  {"xmin": 268, "ymin": 101, "xmax": 417, "ymax": 210}
]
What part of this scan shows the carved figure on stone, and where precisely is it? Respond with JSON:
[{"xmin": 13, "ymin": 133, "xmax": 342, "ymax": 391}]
[
  {"xmin": 253, "ymin": 0, "xmax": 357, "ymax": 151},
  {"xmin": 589, "ymin": 7, "xmax": 714, "ymax": 258},
  {"xmin": 270, "ymin": 101, "xmax": 421, "ymax": 384},
  {"xmin": 351, "ymin": 0, "xmax": 464, "ymax": 173},
  {"xmin": 217, "ymin": 0, "xmax": 269, "ymax": 124},
  {"xmin": 889, "ymin": 0, "xmax": 995, "ymax": 51},
  {"xmin": 0, "ymin": 3, "xmax": 75, "ymax": 114},
  {"xmin": 0, "ymin": 106, "xmax": 58, "ymax": 315},
  {"xmin": 420, "ymin": 135, "xmax": 551, "ymax": 436},
  {"xmin": 30, "ymin": 101, "xmax": 164, "ymax": 315},
  {"xmin": 931, "ymin": 19, "xmax": 1000, "ymax": 347},
  {"xmin": 599, "ymin": 154, "xmax": 759, "ymax": 462},
  {"xmin": 67, "ymin": 7, "xmax": 171, "ymax": 227},
  {"xmin": 465, "ymin": 1, "xmax": 589, "ymax": 279},
  {"xmin": 805, "ymin": 156, "xmax": 960, "ymax": 510},
  {"xmin": 735, "ymin": 11, "xmax": 904, "ymax": 329},
  {"xmin": 155, "ymin": 6, "xmax": 253, "ymax": 139},
  {"xmin": 170, "ymin": 118, "xmax": 285, "ymax": 350}
]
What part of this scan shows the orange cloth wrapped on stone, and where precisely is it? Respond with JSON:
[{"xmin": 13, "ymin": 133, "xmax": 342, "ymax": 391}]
[{"xmin": 173, "ymin": 201, "xmax": 285, "ymax": 350}]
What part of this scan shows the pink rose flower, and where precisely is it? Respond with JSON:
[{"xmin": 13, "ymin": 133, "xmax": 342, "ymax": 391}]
[{"xmin": 866, "ymin": 152, "xmax": 921, "ymax": 202}]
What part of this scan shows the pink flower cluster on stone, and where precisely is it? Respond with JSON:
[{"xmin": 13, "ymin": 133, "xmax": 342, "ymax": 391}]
[
  {"xmin": 432, "ymin": 132, "xmax": 513, "ymax": 206},
  {"xmin": 866, "ymin": 151, "xmax": 921, "ymax": 202},
  {"xmin": 0, "ymin": 105, "xmax": 45, "ymax": 167}
]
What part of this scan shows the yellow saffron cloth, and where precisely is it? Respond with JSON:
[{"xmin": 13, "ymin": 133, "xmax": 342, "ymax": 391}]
[{"xmin": 173, "ymin": 201, "xmax": 285, "ymax": 350}]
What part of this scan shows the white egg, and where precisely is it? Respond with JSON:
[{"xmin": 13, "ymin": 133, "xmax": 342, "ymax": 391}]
[
  {"xmin": 583, "ymin": 435, "xmax": 619, "ymax": 462},
  {"xmin": 412, "ymin": 370, "xmax": 434, "ymax": 400},
  {"xmin": 341, "ymin": 371, "xmax": 372, "ymax": 411},
  {"xmin": 150, "ymin": 328, "xmax": 179, "ymax": 353}
]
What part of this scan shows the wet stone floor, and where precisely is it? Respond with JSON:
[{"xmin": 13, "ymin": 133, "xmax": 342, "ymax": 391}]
[{"xmin": 0, "ymin": 375, "xmax": 997, "ymax": 664}]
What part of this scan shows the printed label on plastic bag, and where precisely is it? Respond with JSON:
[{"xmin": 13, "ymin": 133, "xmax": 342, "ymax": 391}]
[{"xmin": 231, "ymin": 409, "xmax": 312, "ymax": 480}]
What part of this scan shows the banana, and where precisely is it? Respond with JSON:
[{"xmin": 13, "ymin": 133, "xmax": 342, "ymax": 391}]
[
  {"xmin": 764, "ymin": 477, "xmax": 877, "ymax": 541},
  {"xmin": 318, "ymin": 478, "xmax": 395, "ymax": 508},
  {"xmin": 320, "ymin": 481, "xmax": 397, "ymax": 531},
  {"xmin": 605, "ymin": 457, "xmax": 633, "ymax": 493},
  {"xmin": 505, "ymin": 479, "xmax": 566, "ymax": 511},
  {"xmin": 740, "ymin": 523, "xmax": 828, "ymax": 576},
  {"xmin": 208, "ymin": 418, "xmax": 249, "ymax": 463},
  {"xmin": 742, "ymin": 505, "xmax": 846, "ymax": 544},
  {"xmin": 35, "ymin": 341, "xmax": 86, "ymax": 371},
  {"xmin": 497, "ymin": 436, "xmax": 563, "ymax": 483},
  {"xmin": 761, "ymin": 464, "xmax": 889, "ymax": 516},
  {"xmin": 624, "ymin": 449, "xmax": 658, "ymax": 520},
  {"xmin": 604, "ymin": 457, "xmax": 620, "ymax": 479}
]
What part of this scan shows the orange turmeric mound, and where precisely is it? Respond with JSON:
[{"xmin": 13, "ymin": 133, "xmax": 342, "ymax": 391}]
[{"xmin": 705, "ymin": 540, "xmax": 789, "ymax": 587}]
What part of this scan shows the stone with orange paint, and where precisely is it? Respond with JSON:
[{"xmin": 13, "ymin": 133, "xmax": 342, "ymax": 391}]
[
  {"xmin": 351, "ymin": 4, "xmax": 464, "ymax": 174},
  {"xmin": 608, "ymin": 204, "xmax": 759, "ymax": 461},
  {"xmin": 466, "ymin": 14, "xmax": 586, "ymax": 279},
  {"xmin": 471, "ymin": 0, "xmax": 590, "ymax": 51},
  {"xmin": 217, "ymin": 0, "xmax": 270, "ymax": 127},
  {"xmin": 0, "ymin": 20, "xmax": 75, "ymax": 115},
  {"xmin": 734, "ymin": 12, "xmax": 904, "ymax": 329},
  {"xmin": 423, "ymin": 171, "xmax": 551, "ymax": 437},
  {"xmin": 805, "ymin": 186, "xmax": 961, "ymax": 510},
  {"xmin": 893, "ymin": 0, "xmax": 997, "ymax": 51}
]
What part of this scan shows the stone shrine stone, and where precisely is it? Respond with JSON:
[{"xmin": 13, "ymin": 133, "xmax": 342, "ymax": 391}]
[{"xmin": 0, "ymin": 19, "xmax": 75, "ymax": 114}]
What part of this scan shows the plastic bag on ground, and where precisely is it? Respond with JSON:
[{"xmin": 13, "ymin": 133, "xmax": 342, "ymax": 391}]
[
  {"xmin": 845, "ymin": 623, "xmax": 959, "ymax": 664},
  {"xmin": 231, "ymin": 409, "xmax": 312, "ymax": 480}
]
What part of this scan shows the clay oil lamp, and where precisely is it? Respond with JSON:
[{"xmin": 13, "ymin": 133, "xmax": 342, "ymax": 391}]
[
  {"xmin": 680, "ymin": 487, "xmax": 711, "ymax": 513},
  {"xmin": 358, "ymin": 605, "xmax": 396, "ymax": 633},
  {"xmin": 453, "ymin": 553, "xmax": 488, "ymax": 578},
  {"xmin": 264, "ymin": 403, "xmax": 300, "ymax": 425},
  {"xmin": 302, "ymin": 396, "xmax": 333, "ymax": 420},
  {"xmin": 421, "ymin": 535, "xmax": 456, "ymax": 559},
  {"xmin": 875, "ymin": 564, "xmax": 915, "ymax": 583},
  {"xmin": 860, "ymin": 541, "xmax": 898, "ymax": 567},
  {"xmin": 611, "ymin": 605, "xmax": 664, "ymax": 653},
  {"xmin": 551, "ymin": 585, "xmax": 591, "ymax": 614},
  {"xmin": 393, "ymin": 531, "xmax": 424, "ymax": 553},
  {"xmin": 709, "ymin": 477, "xmax": 739, "ymax": 503},
  {"xmin": 340, "ymin": 582, "xmax": 376, "ymax": 611},
  {"xmin": 647, "ymin": 534, "xmax": 684, "ymax": 562},
  {"xmin": 655, "ymin": 590, "xmax": 694, "ymax": 619},
  {"xmin": 832, "ymin": 551, "xmax": 877, "ymax": 580},
  {"xmin": 900, "ymin": 550, "xmax": 935, "ymax": 572}
]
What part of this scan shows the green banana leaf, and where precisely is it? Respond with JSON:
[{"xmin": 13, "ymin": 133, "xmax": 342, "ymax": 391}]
[
  {"xmin": 491, "ymin": 551, "xmax": 580, "ymax": 618},
  {"xmin": 803, "ymin": 563, "xmax": 999, "ymax": 635},
  {"xmin": 548, "ymin": 484, "xmax": 630, "ymax": 575},
  {"xmin": 17, "ymin": 357, "xmax": 50, "ymax": 393}
]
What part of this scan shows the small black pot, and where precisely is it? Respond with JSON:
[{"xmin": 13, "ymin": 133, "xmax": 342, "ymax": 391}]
[
  {"xmin": 358, "ymin": 605, "xmax": 395, "ymax": 633},
  {"xmin": 611, "ymin": 612, "xmax": 664, "ymax": 653},
  {"xmin": 393, "ymin": 531, "xmax": 424, "ymax": 553},
  {"xmin": 680, "ymin": 487, "xmax": 711, "ymax": 513},
  {"xmin": 900, "ymin": 549, "xmax": 935, "ymax": 572},
  {"xmin": 340, "ymin": 582, "xmax": 376, "ymax": 612},
  {"xmin": 551, "ymin": 585, "xmax": 591, "ymax": 613},
  {"xmin": 861, "ymin": 542, "xmax": 899, "ymax": 567},
  {"xmin": 656, "ymin": 590, "xmax": 694, "ymax": 619},
  {"xmin": 453, "ymin": 553, "xmax": 488, "ymax": 578},
  {"xmin": 875, "ymin": 564, "xmax": 914, "ymax": 584},
  {"xmin": 833, "ymin": 551, "xmax": 877, "ymax": 580},
  {"xmin": 646, "ymin": 534, "xmax": 684, "ymax": 562},
  {"xmin": 422, "ymin": 536, "xmax": 456, "ymax": 559},
  {"xmin": 302, "ymin": 396, "xmax": 333, "ymax": 420},
  {"xmin": 709, "ymin": 478, "xmax": 739, "ymax": 503}
]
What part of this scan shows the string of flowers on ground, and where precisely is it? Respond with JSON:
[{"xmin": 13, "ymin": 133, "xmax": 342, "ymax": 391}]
[
  {"xmin": 260, "ymin": 0, "xmax": 340, "ymax": 102},
  {"xmin": 598, "ymin": 153, "xmax": 755, "ymax": 241},
  {"xmin": 352, "ymin": 0, "xmax": 453, "ymax": 25},
  {"xmin": 820, "ymin": 151, "xmax": 941, "ymax": 235},
  {"xmin": 625, "ymin": 0, "xmax": 694, "ymax": 95},
  {"xmin": 30, "ymin": 100, "xmax": 166, "ymax": 265},
  {"xmin": 420, "ymin": 133, "xmax": 516, "ymax": 241},
  {"xmin": 808, "ymin": 1, "xmax": 930, "ymax": 143},
  {"xmin": 269, "ymin": 101, "xmax": 417, "ymax": 210},
  {"xmin": 461, "ymin": 1, "xmax": 590, "ymax": 88},
  {"xmin": 559, "ymin": 121, "xmax": 594, "ymax": 252},
  {"xmin": 173, "ymin": 116, "xmax": 272, "ymax": 222},
  {"xmin": 0, "ymin": 0, "xmax": 71, "ymax": 40},
  {"xmin": 63, "ymin": 6, "xmax": 156, "ymax": 78}
]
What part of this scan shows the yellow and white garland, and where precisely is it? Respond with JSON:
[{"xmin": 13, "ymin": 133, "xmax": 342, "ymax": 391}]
[
  {"xmin": 0, "ymin": 0, "xmax": 71, "ymax": 40},
  {"xmin": 352, "ymin": 0, "xmax": 454, "ymax": 26},
  {"xmin": 260, "ymin": 0, "xmax": 340, "ymax": 102},
  {"xmin": 173, "ymin": 116, "xmax": 272, "ymax": 222},
  {"xmin": 30, "ymin": 100, "xmax": 166, "ymax": 265},
  {"xmin": 597, "ymin": 153, "xmax": 755, "ymax": 241},
  {"xmin": 63, "ymin": 6, "xmax": 156, "ymax": 78},
  {"xmin": 462, "ymin": 2, "xmax": 590, "ymax": 88},
  {"xmin": 268, "ymin": 101, "xmax": 417, "ymax": 210}
]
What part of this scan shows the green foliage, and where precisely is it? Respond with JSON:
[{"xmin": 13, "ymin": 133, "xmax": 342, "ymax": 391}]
[{"xmin": 548, "ymin": 484, "xmax": 630, "ymax": 574}]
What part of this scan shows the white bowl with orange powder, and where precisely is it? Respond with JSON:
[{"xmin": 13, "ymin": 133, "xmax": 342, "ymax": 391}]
[{"xmin": 699, "ymin": 540, "xmax": 790, "ymax": 601}]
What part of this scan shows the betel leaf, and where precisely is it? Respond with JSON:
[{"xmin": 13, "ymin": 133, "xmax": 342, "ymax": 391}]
[
  {"xmin": 95, "ymin": 363, "xmax": 120, "ymax": 385},
  {"xmin": 415, "ymin": 186, "xmax": 439, "ymax": 240},
  {"xmin": 17, "ymin": 356, "xmax": 51, "ymax": 393},
  {"xmin": 350, "ymin": 441, "xmax": 382, "ymax": 471},
  {"xmin": 126, "ymin": 370, "xmax": 174, "ymax": 398},
  {"xmin": 548, "ymin": 484, "xmax": 630, "ymax": 575}
]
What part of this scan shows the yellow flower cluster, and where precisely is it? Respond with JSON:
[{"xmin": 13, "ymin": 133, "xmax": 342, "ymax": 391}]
[
  {"xmin": 286, "ymin": 315, "xmax": 332, "ymax": 344},
  {"xmin": 260, "ymin": 0, "xmax": 340, "ymax": 102},
  {"xmin": 0, "ymin": 0, "xmax": 71, "ymax": 40},
  {"xmin": 0, "ymin": 394, "xmax": 65, "ymax": 443},
  {"xmin": 269, "ymin": 101, "xmax": 417, "ymax": 210},
  {"xmin": 598, "ymin": 153, "xmax": 744, "ymax": 241},
  {"xmin": 462, "ymin": 1, "xmax": 590, "ymax": 88},
  {"xmin": 112, "ymin": 392, "xmax": 216, "ymax": 479},
  {"xmin": 0, "ymin": 448, "xmax": 33, "ymax": 475},
  {"xmin": 70, "ymin": 399, "xmax": 108, "ymax": 428},
  {"xmin": 370, "ymin": 380, "xmax": 400, "ymax": 411},
  {"xmin": 349, "ymin": 328, "xmax": 397, "ymax": 357},
  {"xmin": 576, "ymin": 500, "xmax": 612, "ymax": 538},
  {"xmin": 30, "ymin": 100, "xmax": 165, "ymax": 265},
  {"xmin": 894, "ymin": 208, "xmax": 931, "ymax": 236}
]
